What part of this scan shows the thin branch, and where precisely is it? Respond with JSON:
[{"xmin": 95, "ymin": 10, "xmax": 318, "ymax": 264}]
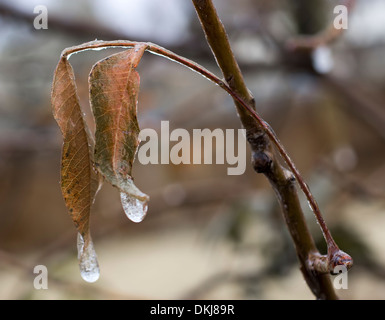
[
  {"xmin": 191, "ymin": 0, "xmax": 353, "ymax": 299},
  {"xmin": 61, "ymin": 40, "xmax": 333, "ymax": 248},
  {"xmin": 58, "ymin": 32, "xmax": 352, "ymax": 297}
]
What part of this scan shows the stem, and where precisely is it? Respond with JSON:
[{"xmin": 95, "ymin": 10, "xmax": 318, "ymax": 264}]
[
  {"xmin": 191, "ymin": 0, "xmax": 352, "ymax": 298},
  {"xmin": 63, "ymin": 40, "xmax": 329, "ymax": 240},
  {"xmin": 61, "ymin": 32, "xmax": 351, "ymax": 296}
]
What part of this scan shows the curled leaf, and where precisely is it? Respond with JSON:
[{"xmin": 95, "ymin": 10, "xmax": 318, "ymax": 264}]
[
  {"xmin": 89, "ymin": 45, "xmax": 149, "ymax": 222},
  {"xmin": 51, "ymin": 56, "xmax": 101, "ymax": 281}
]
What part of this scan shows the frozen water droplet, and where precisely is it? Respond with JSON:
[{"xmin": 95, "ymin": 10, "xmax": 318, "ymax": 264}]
[
  {"xmin": 77, "ymin": 233, "xmax": 100, "ymax": 283},
  {"xmin": 120, "ymin": 192, "xmax": 148, "ymax": 223}
]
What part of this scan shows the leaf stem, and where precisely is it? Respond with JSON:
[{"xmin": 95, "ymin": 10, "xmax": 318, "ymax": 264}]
[{"xmin": 61, "ymin": 37, "xmax": 352, "ymax": 289}]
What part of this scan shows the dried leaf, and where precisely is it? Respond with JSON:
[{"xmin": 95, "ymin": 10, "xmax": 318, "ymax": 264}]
[
  {"xmin": 51, "ymin": 57, "xmax": 100, "ymax": 281},
  {"xmin": 89, "ymin": 46, "xmax": 149, "ymax": 221}
]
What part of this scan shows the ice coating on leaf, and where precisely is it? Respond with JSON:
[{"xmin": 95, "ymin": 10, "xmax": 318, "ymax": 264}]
[
  {"xmin": 89, "ymin": 46, "xmax": 149, "ymax": 214},
  {"xmin": 77, "ymin": 233, "xmax": 100, "ymax": 283},
  {"xmin": 120, "ymin": 192, "xmax": 148, "ymax": 223},
  {"xmin": 52, "ymin": 57, "xmax": 102, "ymax": 283},
  {"xmin": 52, "ymin": 56, "xmax": 100, "ymax": 239}
]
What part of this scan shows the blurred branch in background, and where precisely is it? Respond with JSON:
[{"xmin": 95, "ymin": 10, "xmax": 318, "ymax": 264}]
[
  {"xmin": 0, "ymin": 1, "xmax": 211, "ymax": 61},
  {"xmin": 286, "ymin": 0, "xmax": 356, "ymax": 50}
]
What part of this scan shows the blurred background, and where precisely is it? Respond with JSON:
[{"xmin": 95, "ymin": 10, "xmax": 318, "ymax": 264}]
[{"xmin": 0, "ymin": 0, "xmax": 385, "ymax": 300}]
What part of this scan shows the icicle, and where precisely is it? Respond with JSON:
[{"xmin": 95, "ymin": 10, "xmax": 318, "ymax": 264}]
[
  {"xmin": 120, "ymin": 192, "xmax": 148, "ymax": 223},
  {"xmin": 77, "ymin": 233, "xmax": 100, "ymax": 283}
]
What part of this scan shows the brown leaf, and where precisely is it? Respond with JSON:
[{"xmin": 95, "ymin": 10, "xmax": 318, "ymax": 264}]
[
  {"xmin": 51, "ymin": 56, "xmax": 100, "ymax": 251},
  {"xmin": 89, "ymin": 45, "xmax": 149, "ymax": 221}
]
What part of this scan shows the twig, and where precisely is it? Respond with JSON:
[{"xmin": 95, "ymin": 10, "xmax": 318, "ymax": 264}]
[
  {"xmin": 62, "ymin": 40, "xmax": 334, "ymax": 249},
  {"xmin": 56, "ymin": 23, "xmax": 353, "ymax": 299},
  {"xmin": 191, "ymin": 0, "xmax": 353, "ymax": 299},
  {"xmin": 60, "ymin": 38, "xmax": 347, "ymax": 298}
]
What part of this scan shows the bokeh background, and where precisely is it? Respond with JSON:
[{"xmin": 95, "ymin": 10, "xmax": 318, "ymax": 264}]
[{"xmin": 0, "ymin": 0, "xmax": 385, "ymax": 300}]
